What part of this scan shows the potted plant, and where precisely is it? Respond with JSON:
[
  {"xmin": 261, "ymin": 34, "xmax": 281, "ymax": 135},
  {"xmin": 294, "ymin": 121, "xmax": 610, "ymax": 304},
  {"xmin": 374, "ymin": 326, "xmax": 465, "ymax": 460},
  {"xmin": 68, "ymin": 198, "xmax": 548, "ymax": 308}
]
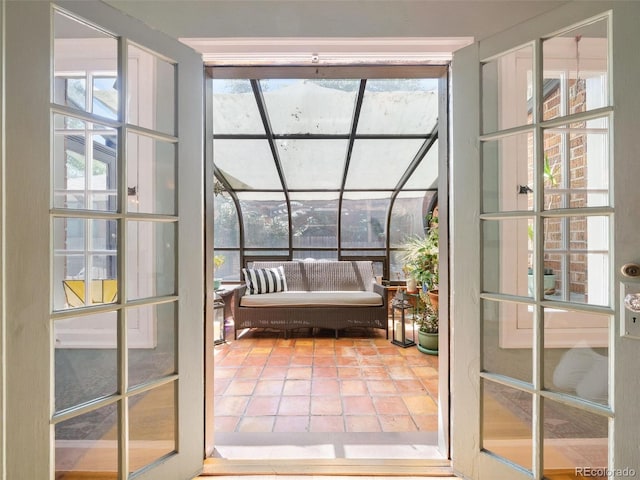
[
  {"xmin": 401, "ymin": 213, "xmax": 439, "ymax": 307},
  {"xmin": 416, "ymin": 299, "xmax": 438, "ymax": 355},
  {"xmin": 213, "ymin": 254, "xmax": 225, "ymax": 290}
]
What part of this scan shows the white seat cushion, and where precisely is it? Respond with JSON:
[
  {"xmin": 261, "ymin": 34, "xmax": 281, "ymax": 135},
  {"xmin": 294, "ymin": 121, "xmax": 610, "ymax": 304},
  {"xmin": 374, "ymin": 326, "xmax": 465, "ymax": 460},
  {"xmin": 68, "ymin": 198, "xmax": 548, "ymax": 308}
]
[{"xmin": 240, "ymin": 291, "xmax": 383, "ymax": 307}]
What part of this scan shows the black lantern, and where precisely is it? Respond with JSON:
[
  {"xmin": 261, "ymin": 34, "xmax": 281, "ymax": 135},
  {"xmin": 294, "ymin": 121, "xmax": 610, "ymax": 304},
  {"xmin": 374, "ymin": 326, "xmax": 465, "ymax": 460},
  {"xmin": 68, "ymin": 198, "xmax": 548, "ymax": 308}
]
[{"xmin": 391, "ymin": 289, "xmax": 416, "ymax": 347}]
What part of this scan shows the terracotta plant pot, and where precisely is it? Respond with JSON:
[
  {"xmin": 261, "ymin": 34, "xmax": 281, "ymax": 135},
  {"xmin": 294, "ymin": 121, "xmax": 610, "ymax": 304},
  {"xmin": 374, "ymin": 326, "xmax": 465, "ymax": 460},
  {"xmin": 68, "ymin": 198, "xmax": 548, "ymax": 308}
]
[{"xmin": 427, "ymin": 289, "xmax": 439, "ymax": 310}]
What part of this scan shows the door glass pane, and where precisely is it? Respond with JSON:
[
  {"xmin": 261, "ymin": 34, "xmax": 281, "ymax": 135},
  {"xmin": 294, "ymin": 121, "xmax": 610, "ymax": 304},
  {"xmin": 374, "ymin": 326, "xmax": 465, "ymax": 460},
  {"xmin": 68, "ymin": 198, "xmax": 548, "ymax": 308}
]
[
  {"xmin": 128, "ymin": 303, "xmax": 176, "ymax": 388},
  {"xmin": 542, "ymin": 399, "xmax": 608, "ymax": 479},
  {"xmin": 544, "ymin": 308, "xmax": 609, "ymax": 405},
  {"xmin": 543, "ymin": 216, "xmax": 609, "ymax": 305},
  {"xmin": 127, "ymin": 132, "xmax": 176, "ymax": 215},
  {"xmin": 129, "ymin": 382, "xmax": 177, "ymax": 473},
  {"xmin": 482, "ymin": 218, "xmax": 533, "ymax": 298},
  {"xmin": 482, "ymin": 300, "xmax": 532, "ymax": 383},
  {"xmin": 543, "ymin": 18, "xmax": 609, "ymax": 122},
  {"xmin": 543, "ymin": 118, "xmax": 610, "ymax": 210},
  {"xmin": 482, "ymin": 45, "xmax": 533, "ymax": 133},
  {"xmin": 482, "ymin": 380, "xmax": 532, "ymax": 471},
  {"xmin": 482, "ymin": 131, "xmax": 534, "ymax": 213},
  {"xmin": 55, "ymin": 403, "xmax": 118, "ymax": 477},
  {"xmin": 127, "ymin": 44, "xmax": 175, "ymax": 136},
  {"xmin": 55, "ymin": 312, "xmax": 118, "ymax": 411},
  {"xmin": 126, "ymin": 221, "xmax": 176, "ymax": 300},
  {"xmin": 261, "ymin": 79, "xmax": 359, "ymax": 135},
  {"xmin": 53, "ymin": 11, "xmax": 117, "ymax": 116},
  {"xmin": 53, "ymin": 218, "xmax": 118, "ymax": 311},
  {"xmin": 53, "ymin": 115, "xmax": 118, "ymax": 211}
]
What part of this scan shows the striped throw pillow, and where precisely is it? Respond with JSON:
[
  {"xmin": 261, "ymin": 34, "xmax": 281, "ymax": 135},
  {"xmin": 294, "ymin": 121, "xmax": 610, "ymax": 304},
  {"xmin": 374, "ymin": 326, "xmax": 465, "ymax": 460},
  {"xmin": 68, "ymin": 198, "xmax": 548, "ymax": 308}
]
[{"xmin": 242, "ymin": 266, "xmax": 288, "ymax": 295}]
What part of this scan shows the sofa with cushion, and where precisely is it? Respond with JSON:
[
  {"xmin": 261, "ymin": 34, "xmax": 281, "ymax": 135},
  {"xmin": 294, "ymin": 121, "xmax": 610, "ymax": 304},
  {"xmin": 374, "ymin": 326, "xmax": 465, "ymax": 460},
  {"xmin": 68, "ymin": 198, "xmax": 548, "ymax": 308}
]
[{"xmin": 233, "ymin": 260, "xmax": 388, "ymax": 339}]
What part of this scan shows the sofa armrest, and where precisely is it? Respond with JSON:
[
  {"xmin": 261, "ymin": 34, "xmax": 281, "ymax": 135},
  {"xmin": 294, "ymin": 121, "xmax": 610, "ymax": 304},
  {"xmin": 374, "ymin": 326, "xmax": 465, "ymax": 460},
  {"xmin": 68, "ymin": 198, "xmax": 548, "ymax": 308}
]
[
  {"xmin": 234, "ymin": 285, "xmax": 247, "ymax": 307},
  {"xmin": 372, "ymin": 282, "xmax": 388, "ymax": 308}
]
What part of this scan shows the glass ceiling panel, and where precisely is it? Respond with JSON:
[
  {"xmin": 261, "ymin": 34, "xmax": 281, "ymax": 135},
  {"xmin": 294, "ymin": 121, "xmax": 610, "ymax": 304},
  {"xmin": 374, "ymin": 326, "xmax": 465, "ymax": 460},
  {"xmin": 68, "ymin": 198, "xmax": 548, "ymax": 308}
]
[
  {"xmin": 277, "ymin": 139, "xmax": 348, "ymax": 189},
  {"xmin": 345, "ymin": 139, "xmax": 424, "ymax": 190},
  {"xmin": 214, "ymin": 139, "xmax": 281, "ymax": 190},
  {"xmin": 357, "ymin": 79, "xmax": 438, "ymax": 135},
  {"xmin": 261, "ymin": 79, "xmax": 359, "ymax": 135},
  {"xmin": 211, "ymin": 79, "xmax": 265, "ymax": 135},
  {"xmin": 404, "ymin": 139, "xmax": 439, "ymax": 189}
]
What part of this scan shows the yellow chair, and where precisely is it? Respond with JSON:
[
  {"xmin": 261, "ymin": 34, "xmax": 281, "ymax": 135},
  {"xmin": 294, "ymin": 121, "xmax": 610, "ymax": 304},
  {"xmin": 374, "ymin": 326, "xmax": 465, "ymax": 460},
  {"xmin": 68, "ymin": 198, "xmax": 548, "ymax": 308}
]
[{"xmin": 63, "ymin": 279, "xmax": 118, "ymax": 307}]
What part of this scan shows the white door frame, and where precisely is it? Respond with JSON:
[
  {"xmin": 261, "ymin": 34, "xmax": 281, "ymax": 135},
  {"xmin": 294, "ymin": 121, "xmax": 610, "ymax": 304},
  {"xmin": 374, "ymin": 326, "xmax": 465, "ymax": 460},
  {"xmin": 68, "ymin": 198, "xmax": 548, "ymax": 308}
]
[
  {"xmin": 451, "ymin": 1, "xmax": 640, "ymax": 478},
  {"xmin": 4, "ymin": 1, "xmax": 204, "ymax": 478}
]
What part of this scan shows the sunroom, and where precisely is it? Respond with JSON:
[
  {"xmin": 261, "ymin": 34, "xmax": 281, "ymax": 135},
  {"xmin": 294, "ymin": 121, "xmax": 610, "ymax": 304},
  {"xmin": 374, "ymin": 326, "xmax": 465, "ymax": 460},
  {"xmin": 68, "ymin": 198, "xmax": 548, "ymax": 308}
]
[{"xmin": 205, "ymin": 67, "xmax": 449, "ymax": 461}]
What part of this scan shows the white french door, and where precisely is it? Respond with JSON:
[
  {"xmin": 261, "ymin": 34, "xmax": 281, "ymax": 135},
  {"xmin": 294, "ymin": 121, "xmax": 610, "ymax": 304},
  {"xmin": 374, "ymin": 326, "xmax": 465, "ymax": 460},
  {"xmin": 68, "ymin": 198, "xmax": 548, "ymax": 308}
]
[
  {"xmin": 451, "ymin": 2, "xmax": 640, "ymax": 479},
  {"xmin": 5, "ymin": 1, "xmax": 203, "ymax": 479}
]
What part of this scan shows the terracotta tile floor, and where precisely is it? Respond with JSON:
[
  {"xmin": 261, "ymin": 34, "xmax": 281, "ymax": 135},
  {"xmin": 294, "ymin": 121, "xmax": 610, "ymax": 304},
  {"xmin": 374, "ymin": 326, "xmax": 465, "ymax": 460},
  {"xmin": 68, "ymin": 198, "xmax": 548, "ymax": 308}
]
[{"xmin": 214, "ymin": 324, "xmax": 439, "ymax": 436}]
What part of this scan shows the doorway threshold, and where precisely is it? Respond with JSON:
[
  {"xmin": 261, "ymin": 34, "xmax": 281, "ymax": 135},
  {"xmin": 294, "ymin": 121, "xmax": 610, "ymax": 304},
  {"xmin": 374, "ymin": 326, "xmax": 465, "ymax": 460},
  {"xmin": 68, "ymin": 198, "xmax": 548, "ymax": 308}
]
[{"xmin": 202, "ymin": 457, "xmax": 453, "ymax": 477}]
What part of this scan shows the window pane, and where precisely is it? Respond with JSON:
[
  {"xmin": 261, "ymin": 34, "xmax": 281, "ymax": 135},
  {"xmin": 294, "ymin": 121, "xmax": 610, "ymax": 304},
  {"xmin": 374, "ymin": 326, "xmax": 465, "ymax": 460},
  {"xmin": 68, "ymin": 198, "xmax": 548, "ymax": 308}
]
[
  {"xmin": 128, "ymin": 44, "xmax": 175, "ymax": 136},
  {"xmin": 53, "ymin": 115, "xmax": 117, "ymax": 211},
  {"xmin": 543, "ymin": 216, "xmax": 609, "ymax": 305},
  {"xmin": 55, "ymin": 312, "xmax": 118, "ymax": 411},
  {"xmin": 345, "ymin": 139, "xmax": 424, "ymax": 189},
  {"xmin": 214, "ymin": 139, "xmax": 281, "ymax": 190},
  {"xmin": 127, "ymin": 132, "xmax": 176, "ymax": 214},
  {"xmin": 128, "ymin": 303, "xmax": 176, "ymax": 388},
  {"xmin": 544, "ymin": 308, "xmax": 609, "ymax": 405},
  {"xmin": 261, "ymin": 79, "xmax": 359, "ymax": 135},
  {"xmin": 482, "ymin": 300, "xmax": 532, "ymax": 383},
  {"xmin": 127, "ymin": 221, "xmax": 176, "ymax": 300},
  {"xmin": 214, "ymin": 192, "xmax": 240, "ymax": 248},
  {"xmin": 542, "ymin": 399, "xmax": 608, "ymax": 479},
  {"xmin": 404, "ymin": 139, "xmax": 438, "ymax": 190},
  {"xmin": 292, "ymin": 250, "xmax": 338, "ymax": 261},
  {"xmin": 543, "ymin": 19, "xmax": 609, "ymax": 122},
  {"xmin": 92, "ymin": 77, "xmax": 118, "ymax": 120},
  {"xmin": 53, "ymin": 218, "xmax": 118, "ymax": 311},
  {"xmin": 482, "ymin": 380, "xmax": 532, "ymax": 472},
  {"xmin": 54, "ymin": 11, "xmax": 117, "ymax": 115},
  {"xmin": 357, "ymin": 78, "xmax": 438, "ymax": 134},
  {"xmin": 290, "ymin": 193, "xmax": 338, "ymax": 249},
  {"xmin": 482, "ymin": 218, "xmax": 533, "ymax": 298},
  {"xmin": 213, "ymin": 250, "xmax": 240, "ymax": 282},
  {"xmin": 212, "ymin": 79, "xmax": 265, "ymax": 134},
  {"xmin": 482, "ymin": 131, "xmax": 534, "ymax": 213},
  {"xmin": 482, "ymin": 45, "xmax": 533, "ymax": 133},
  {"xmin": 129, "ymin": 382, "xmax": 176, "ymax": 473},
  {"xmin": 389, "ymin": 191, "xmax": 434, "ymax": 247},
  {"xmin": 543, "ymin": 118, "xmax": 610, "ymax": 210},
  {"xmin": 341, "ymin": 193, "xmax": 389, "ymax": 249},
  {"xmin": 55, "ymin": 403, "xmax": 118, "ymax": 477},
  {"xmin": 237, "ymin": 193, "xmax": 289, "ymax": 248},
  {"xmin": 278, "ymin": 139, "xmax": 347, "ymax": 189}
]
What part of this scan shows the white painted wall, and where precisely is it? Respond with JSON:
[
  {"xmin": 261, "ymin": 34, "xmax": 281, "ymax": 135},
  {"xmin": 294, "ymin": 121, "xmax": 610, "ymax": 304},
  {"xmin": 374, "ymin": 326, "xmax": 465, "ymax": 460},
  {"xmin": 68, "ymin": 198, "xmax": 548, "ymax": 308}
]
[{"xmin": 105, "ymin": 0, "xmax": 567, "ymax": 42}]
